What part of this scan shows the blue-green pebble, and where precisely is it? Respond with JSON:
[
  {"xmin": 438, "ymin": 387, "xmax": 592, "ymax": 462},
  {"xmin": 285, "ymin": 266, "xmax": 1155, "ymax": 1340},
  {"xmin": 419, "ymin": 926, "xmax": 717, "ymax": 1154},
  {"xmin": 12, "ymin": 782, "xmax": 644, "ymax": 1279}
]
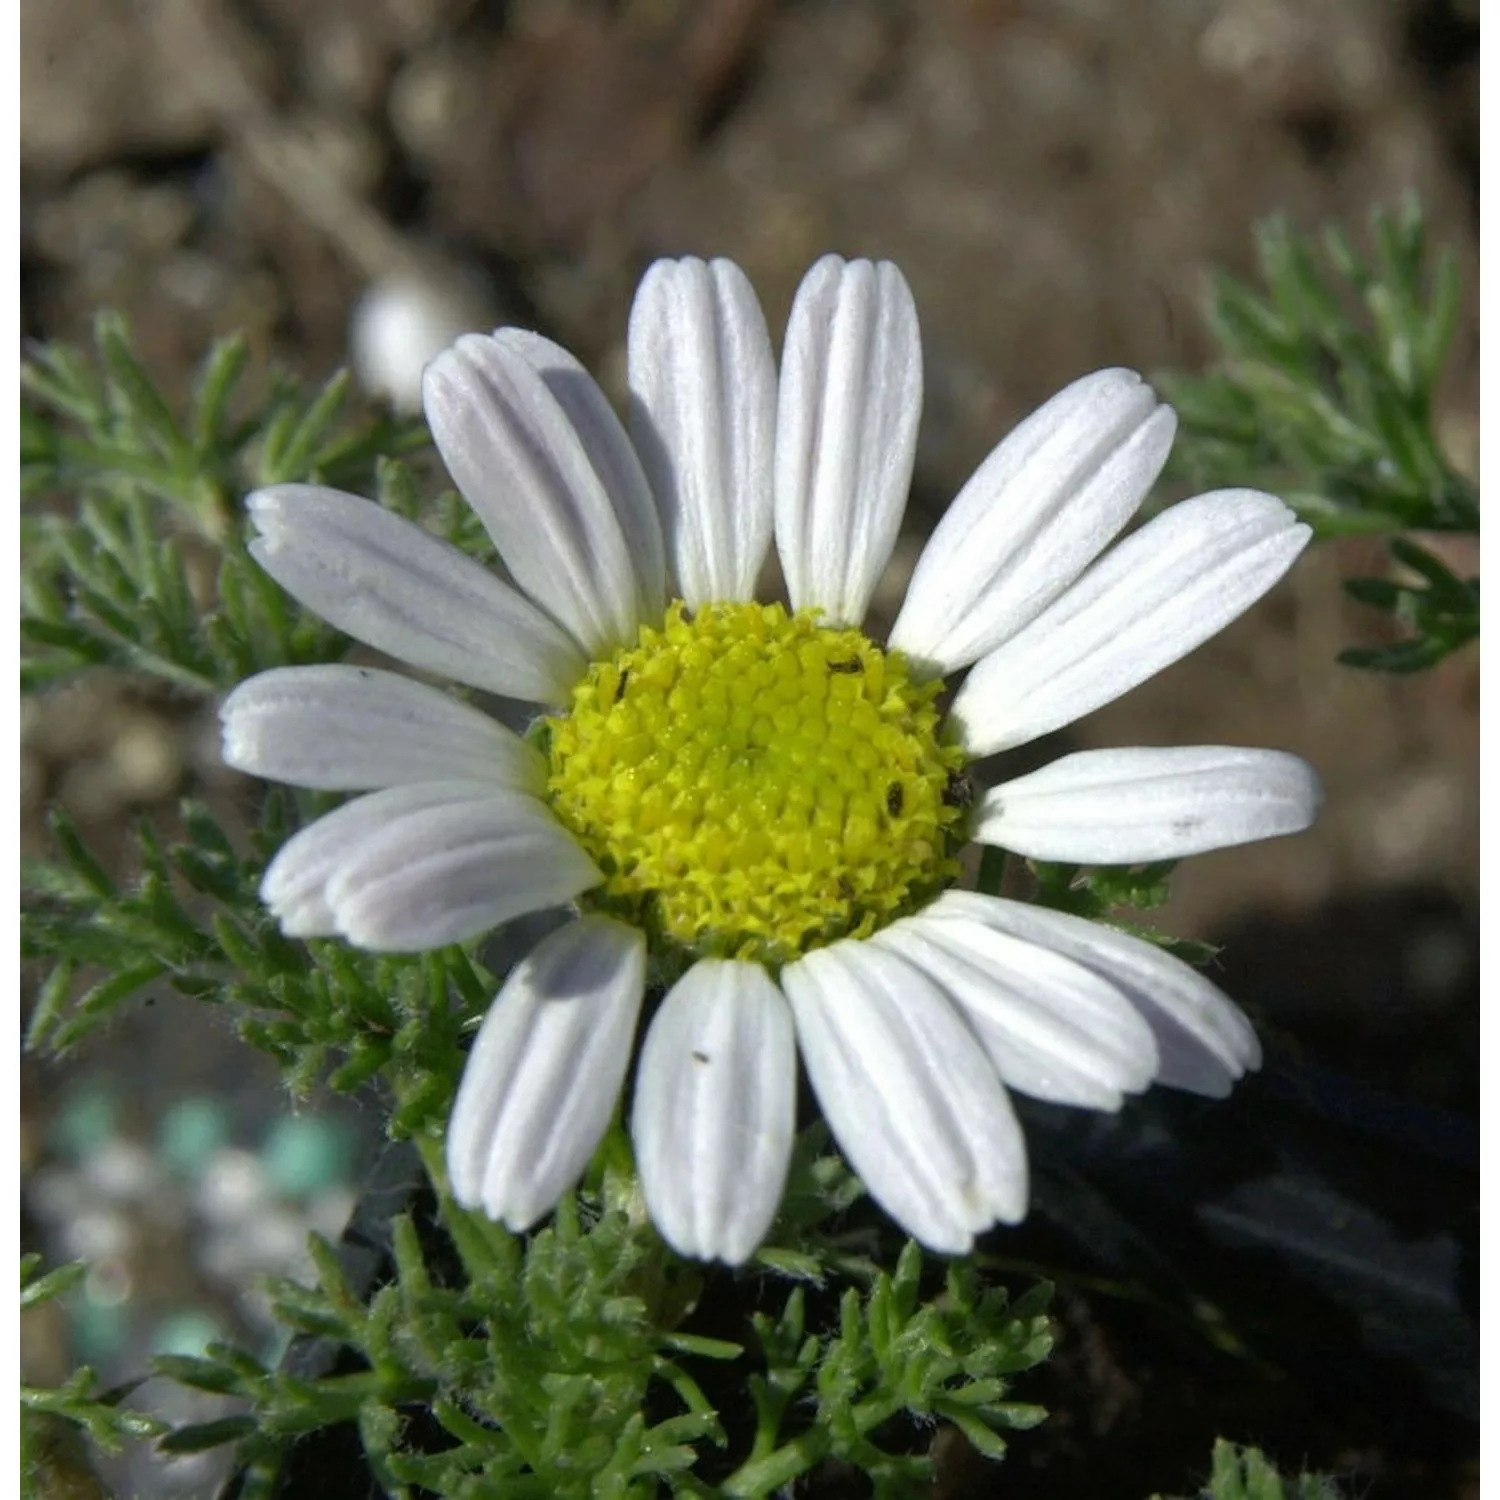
[
  {"xmin": 158, "ymin": 1098, "xmax": 231, "ymax": 1180},
  {"xmin": 260, "ymin": 1115, "xmax": 351, "ymax": 1198},
  {"xmin": 50, "ymin": 1089, "xmax": 116, "ymax": 1163},
  {"xmin": 70, "ymin": 1297, "xmax": 129, "ymax": 1363},
  {"xmin": 151, "ymin": 1309, "xmax": 222, "ymax": 1359}
]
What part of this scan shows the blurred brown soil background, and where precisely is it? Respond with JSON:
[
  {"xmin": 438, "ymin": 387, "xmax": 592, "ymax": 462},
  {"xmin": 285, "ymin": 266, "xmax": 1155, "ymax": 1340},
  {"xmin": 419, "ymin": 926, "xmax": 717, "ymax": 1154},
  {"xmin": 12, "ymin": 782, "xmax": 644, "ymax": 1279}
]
[{"xmin": 20, "ymin": 1, "xmax": 1479, "ymax": 1496}]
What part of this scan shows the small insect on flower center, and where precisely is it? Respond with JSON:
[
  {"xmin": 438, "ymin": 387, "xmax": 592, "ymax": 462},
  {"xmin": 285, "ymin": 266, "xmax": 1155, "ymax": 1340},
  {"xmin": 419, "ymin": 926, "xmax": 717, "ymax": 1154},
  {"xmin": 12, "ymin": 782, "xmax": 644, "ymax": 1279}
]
[{"xmin": 542, "ymin": 601, "xmax": 965, "ymax": 968}]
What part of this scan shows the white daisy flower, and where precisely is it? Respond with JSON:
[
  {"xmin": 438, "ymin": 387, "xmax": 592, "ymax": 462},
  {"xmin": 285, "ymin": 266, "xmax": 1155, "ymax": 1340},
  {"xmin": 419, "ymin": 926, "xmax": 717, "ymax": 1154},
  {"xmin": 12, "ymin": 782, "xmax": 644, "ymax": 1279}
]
[{"xmin": 221, "ymin": 255, "xmax": 1321, "ymax": 1264}]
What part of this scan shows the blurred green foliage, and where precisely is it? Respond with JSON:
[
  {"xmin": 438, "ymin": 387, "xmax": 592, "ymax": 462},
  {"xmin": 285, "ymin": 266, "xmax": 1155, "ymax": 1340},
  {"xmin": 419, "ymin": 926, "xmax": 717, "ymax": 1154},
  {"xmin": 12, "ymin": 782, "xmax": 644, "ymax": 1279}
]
[{"xmin": 1160, "ymin": 198, "xmax": 1477, "ymax": 674}]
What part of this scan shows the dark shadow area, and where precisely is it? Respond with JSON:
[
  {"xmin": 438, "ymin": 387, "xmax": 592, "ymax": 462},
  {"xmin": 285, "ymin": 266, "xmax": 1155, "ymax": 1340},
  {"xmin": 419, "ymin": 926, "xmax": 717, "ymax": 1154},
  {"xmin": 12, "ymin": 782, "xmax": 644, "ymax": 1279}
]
[
  {"xmin": 984, "ymin": 884, "xmax": 1478, "ymax": 1498},
  {"xmin": 1401, "ymin": 0, "xmax": 1479, "ymax": 220},
  {"xmin": 226, "ymin": 887, "xmax": 1476, "ymax": 1499}
]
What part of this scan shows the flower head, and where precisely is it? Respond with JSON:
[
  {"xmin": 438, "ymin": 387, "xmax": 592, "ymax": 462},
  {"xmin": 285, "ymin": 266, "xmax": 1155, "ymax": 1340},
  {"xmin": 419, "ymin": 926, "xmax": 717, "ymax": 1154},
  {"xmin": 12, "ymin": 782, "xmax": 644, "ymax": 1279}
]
[{"xmin": 221, "ymin": 255, "xmax": 1320, "ymax": 1262}]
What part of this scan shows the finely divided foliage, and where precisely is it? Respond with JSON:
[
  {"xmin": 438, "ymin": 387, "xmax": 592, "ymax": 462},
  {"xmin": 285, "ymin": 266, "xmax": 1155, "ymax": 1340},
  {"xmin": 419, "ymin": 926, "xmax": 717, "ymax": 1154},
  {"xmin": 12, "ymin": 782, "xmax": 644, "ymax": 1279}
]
[
  {"xmin": 26, "ymin": 209, "xmax": 1462, "ymax": 1490},
  {"xmin": 1159, "ymin": 201, "xmax": 1477, "ymax": 673}
]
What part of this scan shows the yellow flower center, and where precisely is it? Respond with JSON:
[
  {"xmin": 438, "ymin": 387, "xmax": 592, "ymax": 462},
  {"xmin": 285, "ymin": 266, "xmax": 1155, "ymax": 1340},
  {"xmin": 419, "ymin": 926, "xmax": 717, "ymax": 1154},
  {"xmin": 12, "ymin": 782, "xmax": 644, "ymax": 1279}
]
[{"xmin": 542, "ymin": 600, "xmax": 965, "ymax": 969}]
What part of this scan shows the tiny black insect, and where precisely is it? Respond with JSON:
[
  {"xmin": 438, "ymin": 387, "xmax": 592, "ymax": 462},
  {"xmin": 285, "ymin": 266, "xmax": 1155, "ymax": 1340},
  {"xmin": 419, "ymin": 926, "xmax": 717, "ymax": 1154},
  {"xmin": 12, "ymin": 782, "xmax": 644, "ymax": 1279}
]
[
  {"xmin": 692, "ymin": 1050, "xmax": 710, "ymax": 1065},
  {"xmin": 837, "ymin": 876, "xmax": 855, "ymax": 901},
  {"xmin": 942, "ymin": 771, "xmax": 974, "ymax": 810},
  {"xmin": 886, "ymin": 781, "xmax": 904, "ymax": 816},
  {"xmin": 613, "ymin": 669, "xmax": 630, "ymax": 702},
  {"xmin": 827, "ymin": 657, "xmax": 864, "ymax": 674}
]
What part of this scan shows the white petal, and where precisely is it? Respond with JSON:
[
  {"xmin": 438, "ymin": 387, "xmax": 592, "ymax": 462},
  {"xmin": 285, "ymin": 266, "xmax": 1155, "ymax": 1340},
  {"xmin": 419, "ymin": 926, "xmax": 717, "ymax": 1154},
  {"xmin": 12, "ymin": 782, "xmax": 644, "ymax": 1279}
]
[
  {"xmin": 260, "ymin": 781, "xmax": 504, "ymax": 937},
  {"xmin": 774, "ymin": 256, "xmax": 922, "ymax": 626},
  {"xmin": 872, "ymin": 914, "xmax": 1159, "ymax": 1110},
  {"xmin": 925, "ymin": 890, "xmax": 1260, "ymax": 1096},
  {"xmin": 781, "ymin": 939, "xmax": 1027, "ymax": 1253},
  {"xmin": 973, "ymin": 746, "xmax": 1324, "ymax": 862},
  {"xmin": 628, "ymin": 258, "xmax": 776, "ymax": 606},
  {"xmin": 246, "ymin": 484, "xmax": 585, "ymax": 704},
  {"xmin": 890, "ymin": 369, "xmax": 1175, "ymax": 675},
  {"xmin": 951, "ymin": 490, "xmax": 1311, "ymax": 755},
  {"xmin": 632, "ymin": 960, "xmax": 796, "ymax": 1264},
  {"xmin": 220, "ymin": 665, "xmax": 544, "ymax": 792},
  {"xmin": 423, "ymin": 330, "xmax": 664, "ymax": 656},
  {"xmin": 323, "ymin": 791, "xmax": 600, "ymax": 951},
  {"xmin": 501, "ymin": 329, "xmax": 668, "ymax": 617},
  {"xmin": 447, "ymin": 916, "xmax": 646, "ymax": 1230}
]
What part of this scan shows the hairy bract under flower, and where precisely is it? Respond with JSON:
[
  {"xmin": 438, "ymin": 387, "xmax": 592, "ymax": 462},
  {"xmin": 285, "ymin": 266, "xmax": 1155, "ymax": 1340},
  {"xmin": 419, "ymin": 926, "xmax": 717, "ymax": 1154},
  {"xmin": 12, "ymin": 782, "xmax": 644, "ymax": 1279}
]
[{"xmin": 221, "ymin": 253, "xmax": 1322, "ymax": 1265}]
